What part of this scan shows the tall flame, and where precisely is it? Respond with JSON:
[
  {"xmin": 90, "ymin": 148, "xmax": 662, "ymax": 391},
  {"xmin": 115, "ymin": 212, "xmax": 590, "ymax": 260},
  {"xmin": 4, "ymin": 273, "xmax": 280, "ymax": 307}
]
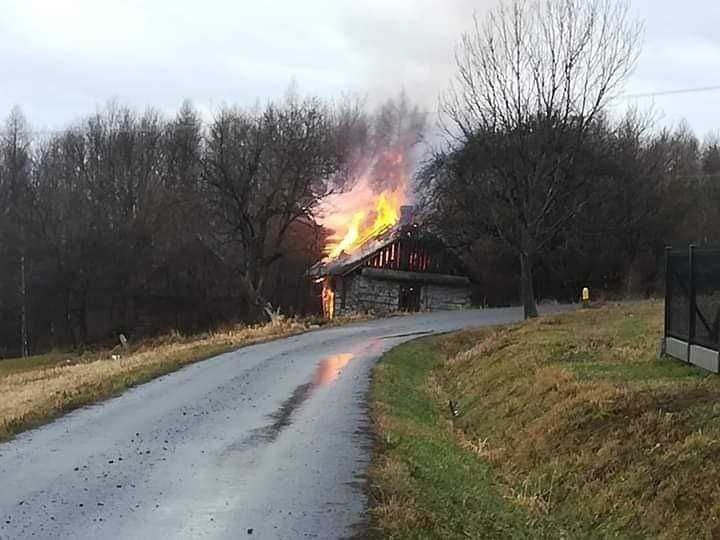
[
  {"xmin": 326, "ymin": 190, "xmax": 402, "ymax": 259},
  {"xmin": 328, "ymin": 211, "xmax": 365, "ymax": 259},
  {"xmin": 320, "ymin": 148, "xmax": 409, "ymax": 261}
]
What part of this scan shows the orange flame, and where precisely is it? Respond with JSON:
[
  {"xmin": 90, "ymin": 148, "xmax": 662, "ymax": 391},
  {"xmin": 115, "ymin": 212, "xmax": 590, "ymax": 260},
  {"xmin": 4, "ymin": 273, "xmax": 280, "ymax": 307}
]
[
  {"xmin": 328, "ymin": 211, "xmax": 365, "ymax": 259},
  {"xmin": 326, "ymin": 189, "xmax": 403, "ymax": 259},
  {"xmin": 320, "ymin": 148, "xmax": 409, "ymax": 260},
  {"xmin": 321, "ymin": 280, "xmax": 335, "ymax": 319}
]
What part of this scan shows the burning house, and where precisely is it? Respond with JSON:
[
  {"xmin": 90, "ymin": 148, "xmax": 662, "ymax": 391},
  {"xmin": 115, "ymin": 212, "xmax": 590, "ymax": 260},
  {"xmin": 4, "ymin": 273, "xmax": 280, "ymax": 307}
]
[{"xmin": 307, "ymin": 203, "xmax": 471, "ymax": 319}]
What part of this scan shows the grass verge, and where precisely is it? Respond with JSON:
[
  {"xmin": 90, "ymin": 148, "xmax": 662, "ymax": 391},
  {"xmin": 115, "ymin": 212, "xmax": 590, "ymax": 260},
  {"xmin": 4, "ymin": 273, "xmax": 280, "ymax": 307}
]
[
  {"xmin": 0, "ymin": 314, "xmax": 369, "ymax": 442},
  {"xmin": 369, "ymin": 302, "xmax": 720, "ymax": 538}
]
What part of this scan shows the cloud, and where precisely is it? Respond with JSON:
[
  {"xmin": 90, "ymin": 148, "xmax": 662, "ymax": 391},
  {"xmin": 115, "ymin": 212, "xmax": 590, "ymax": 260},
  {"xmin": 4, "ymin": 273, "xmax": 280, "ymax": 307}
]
[
  {"xmin": 610, "ymin": 0, "xmax": 720, "ymax": 135},
  {"xmin": 0, "ymin": 0, "xmax": 717, "ymax": 137}
]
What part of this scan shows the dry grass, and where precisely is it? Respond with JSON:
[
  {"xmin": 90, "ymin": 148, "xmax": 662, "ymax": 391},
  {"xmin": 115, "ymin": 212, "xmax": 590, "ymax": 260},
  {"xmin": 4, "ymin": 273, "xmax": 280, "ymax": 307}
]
[
  {"xmin": 0, "ymin": 315, "xmax": 371, "ymax": 442},
  {"xmin": 435, "ymin": 301, "xmax": 720, "ymax": 538},
  {"xmin": 370, "ymin": 302, "xmax": 720, "ymax": 538},
  {"xmin": 370, "ymin": 457, "xmax": 437, "ymax": 531}
]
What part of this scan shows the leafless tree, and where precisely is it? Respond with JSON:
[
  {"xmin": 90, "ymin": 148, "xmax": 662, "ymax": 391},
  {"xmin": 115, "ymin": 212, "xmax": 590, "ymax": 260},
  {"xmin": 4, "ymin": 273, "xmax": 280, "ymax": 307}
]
[
  {"xmin": 0, "ymin": 106, "xmax": 32, "ymax": 355},
  {"xmin": 203, "ymin": 92, "xmax": 366, "ymax": 320},
  {"xmin": 440, "ymin": 0, "xmax": 643, "ymax": 317}
]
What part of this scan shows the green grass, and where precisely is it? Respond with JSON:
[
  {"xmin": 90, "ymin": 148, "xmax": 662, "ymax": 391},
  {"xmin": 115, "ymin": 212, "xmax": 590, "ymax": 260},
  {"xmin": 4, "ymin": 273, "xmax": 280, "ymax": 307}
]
[
  {"xmin": 571, "ymin": 357, "xmax": 707, "ymax": 381},
  {"xmin": 368, "ymin": 339, "xmax": 562, "ymax": 538},
  {"xmin": 369, "ymin": 302, "xmax": 720, "ymax": 539}
]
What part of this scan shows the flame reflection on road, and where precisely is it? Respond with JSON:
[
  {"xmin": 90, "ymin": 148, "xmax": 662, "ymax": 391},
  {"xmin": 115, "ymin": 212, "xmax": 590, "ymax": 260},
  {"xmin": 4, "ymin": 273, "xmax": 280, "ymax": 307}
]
[{"xmin": 314, "ymin": 353, "xmax": 354, "ymax": 386}]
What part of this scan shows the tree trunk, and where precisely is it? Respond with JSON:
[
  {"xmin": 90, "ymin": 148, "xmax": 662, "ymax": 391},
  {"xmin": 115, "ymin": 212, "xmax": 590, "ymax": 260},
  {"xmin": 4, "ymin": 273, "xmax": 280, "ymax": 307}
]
[
  {"xmin": 240, "ymin": 269, "xmax": 267, "ymax": 323},
  {"xmin": 520, "ymin": 252, "xmax": 538, "ymax": 319},
  {"xmin": 624, "ymin": 256, "xmax": 637, "ymax": 298}
]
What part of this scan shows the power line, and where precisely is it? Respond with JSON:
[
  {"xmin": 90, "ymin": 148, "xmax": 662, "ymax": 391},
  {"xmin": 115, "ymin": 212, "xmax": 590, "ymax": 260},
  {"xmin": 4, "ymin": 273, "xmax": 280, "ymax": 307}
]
[
  {"xmin": 617, "ymin": 84, "xmax": 720, "ymax": 100},
  {"xmin": 422, "ymin": 84, "xmax": 720, "ymax": 115}
]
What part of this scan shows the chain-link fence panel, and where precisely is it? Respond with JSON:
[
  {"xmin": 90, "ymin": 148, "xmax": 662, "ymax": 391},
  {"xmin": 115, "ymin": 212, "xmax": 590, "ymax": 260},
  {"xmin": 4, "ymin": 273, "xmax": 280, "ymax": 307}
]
[
  {"xmin": 693, "ymin": 248, "xmax": 720, "ymax": 349},
  {"xmin": 666, "ymin": 251, "xmax": 690, "ymax": 340}
]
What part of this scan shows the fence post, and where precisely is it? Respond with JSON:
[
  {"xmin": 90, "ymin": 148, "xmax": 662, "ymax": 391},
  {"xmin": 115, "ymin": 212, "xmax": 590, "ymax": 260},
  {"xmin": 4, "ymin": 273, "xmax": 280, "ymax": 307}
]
[
  {"xmin": 664, "ymin": 246, "xmax": 671, "ymax": 340},
  {"xmin": 688, "ymin": 244, "xmax": 697, "ymax": 363}
]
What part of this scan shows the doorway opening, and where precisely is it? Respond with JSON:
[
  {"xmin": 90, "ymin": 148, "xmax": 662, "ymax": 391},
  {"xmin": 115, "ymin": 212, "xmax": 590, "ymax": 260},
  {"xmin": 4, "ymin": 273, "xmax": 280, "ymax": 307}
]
[{"xmin": 398, "ymin": 284, "xmax": 421, "ymax": 312}]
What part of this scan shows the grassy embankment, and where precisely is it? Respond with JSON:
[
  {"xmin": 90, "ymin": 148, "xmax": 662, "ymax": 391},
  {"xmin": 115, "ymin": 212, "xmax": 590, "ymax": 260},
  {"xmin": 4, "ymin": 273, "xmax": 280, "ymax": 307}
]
[
  {"xmin": 369, "ymin": 302, "xmax": 720, "ymax": 538},
  {"xmin": 0, "ymin": 315, "xmax": 366, "ymax": 442}
]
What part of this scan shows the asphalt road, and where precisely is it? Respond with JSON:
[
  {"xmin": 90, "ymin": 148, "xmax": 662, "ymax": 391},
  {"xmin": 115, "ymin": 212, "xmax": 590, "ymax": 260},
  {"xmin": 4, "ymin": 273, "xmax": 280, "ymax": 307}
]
[{"xmin": 0, "ymin": 307, "xmax": 569, "ymax": 539}]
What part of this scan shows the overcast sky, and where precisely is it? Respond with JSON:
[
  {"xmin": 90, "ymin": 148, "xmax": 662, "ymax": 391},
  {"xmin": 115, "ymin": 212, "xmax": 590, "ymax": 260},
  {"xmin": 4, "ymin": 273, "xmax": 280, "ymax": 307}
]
[{"xmin": 1, "ymin": 0, "xmax": 719, "ymax": 137}]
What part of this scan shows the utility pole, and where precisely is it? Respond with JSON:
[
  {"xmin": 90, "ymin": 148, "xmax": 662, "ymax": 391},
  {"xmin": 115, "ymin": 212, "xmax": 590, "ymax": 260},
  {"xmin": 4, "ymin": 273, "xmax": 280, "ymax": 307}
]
[{"xmin": 20, "ymin": 252, "xmax": 28, "ymax": 357}]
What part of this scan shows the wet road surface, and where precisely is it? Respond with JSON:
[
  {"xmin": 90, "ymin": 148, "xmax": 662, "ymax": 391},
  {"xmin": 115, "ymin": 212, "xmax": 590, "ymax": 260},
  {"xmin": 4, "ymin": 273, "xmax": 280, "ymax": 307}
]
[{"xmin": 0, "ymin": 307, "xmax": 569, "ymax": 539}]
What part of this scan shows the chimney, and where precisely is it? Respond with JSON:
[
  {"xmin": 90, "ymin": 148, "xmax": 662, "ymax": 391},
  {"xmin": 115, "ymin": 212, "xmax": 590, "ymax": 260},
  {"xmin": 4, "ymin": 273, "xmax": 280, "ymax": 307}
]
[{"xmin": 400, "ymin": 205, "xmax": 414, "ymax": 226}]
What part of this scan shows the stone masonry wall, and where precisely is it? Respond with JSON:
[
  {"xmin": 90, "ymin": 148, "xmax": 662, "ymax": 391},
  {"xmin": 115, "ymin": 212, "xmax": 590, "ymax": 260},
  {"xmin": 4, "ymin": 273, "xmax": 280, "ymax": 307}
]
[
  {"xmin": 421, "ymin": 284, "xmax": 471, "ymax": 310},
  {"xmin": 333, "ymin": 273, "xmax": 471, "ymax": 315},
  {"xmin": 334, "ymin": 274, "xmax": 400, "ymax": 316}
]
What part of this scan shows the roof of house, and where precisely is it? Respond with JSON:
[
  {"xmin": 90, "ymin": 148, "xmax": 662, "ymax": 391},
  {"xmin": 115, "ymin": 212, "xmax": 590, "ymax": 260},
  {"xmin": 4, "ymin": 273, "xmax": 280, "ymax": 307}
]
[
  {"xmin": 306, "ymin": 222, "xmax": 469, "ymax": 280},
  {"xmin": 305, "ymin": 224, "xmax": 402, "ymax": 278}
]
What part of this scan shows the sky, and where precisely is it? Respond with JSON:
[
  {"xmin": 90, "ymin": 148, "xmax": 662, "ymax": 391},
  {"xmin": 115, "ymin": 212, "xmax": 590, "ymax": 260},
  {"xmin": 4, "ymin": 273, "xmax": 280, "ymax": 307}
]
[{"xmin": 1, "ymin": 0, "xmax": 720, "ymax": 137}]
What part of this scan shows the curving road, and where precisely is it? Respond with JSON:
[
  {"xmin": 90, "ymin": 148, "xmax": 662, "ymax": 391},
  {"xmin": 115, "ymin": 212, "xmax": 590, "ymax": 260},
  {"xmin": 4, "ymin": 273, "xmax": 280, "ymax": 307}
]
[{"xmin": 0, "ymin": 307, "xmax": 568, "ymax": 539}]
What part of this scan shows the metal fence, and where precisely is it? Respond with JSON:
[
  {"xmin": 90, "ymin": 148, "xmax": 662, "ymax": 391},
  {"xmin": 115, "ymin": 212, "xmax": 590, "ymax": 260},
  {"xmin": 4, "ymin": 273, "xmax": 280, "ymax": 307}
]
[{"xmin": 665, "ymin": 246, "xmax": 720, "ymax": 370}]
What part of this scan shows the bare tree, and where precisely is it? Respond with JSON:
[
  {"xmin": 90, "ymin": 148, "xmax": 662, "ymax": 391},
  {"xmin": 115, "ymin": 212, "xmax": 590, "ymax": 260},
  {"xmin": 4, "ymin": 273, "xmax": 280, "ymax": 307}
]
[
  {"xmin": 203, "ymin": 92, "xmax": 365, "ymax": 320},
  {"xmin": 440, "ymin": 0, "xmax": 643, "ymax": 317},
  {"xmin": 0, "ymin": 106, "xmax": 32, "ymax": 355}
]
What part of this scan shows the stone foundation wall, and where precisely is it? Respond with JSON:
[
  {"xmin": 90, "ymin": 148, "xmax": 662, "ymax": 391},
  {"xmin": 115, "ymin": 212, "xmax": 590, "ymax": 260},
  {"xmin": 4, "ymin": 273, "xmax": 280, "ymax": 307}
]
[
  {"xmin": 332, "ymin": 273, "xmax": 471, "ymax": 315},
  {"xmin": 334, "ymin": 274, "xmax": 400, "ymax": 316},
  {"xmin": 421, "ymin": 284, "xmax": 471, "ymax": 310}
]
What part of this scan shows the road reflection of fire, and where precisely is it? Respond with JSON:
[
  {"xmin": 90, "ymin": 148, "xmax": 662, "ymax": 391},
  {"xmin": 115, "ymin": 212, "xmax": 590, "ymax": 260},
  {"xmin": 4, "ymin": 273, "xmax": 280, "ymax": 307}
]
[{"xmin": 314, "ymin": 353, "xmax": 354, "ymax": 385}]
